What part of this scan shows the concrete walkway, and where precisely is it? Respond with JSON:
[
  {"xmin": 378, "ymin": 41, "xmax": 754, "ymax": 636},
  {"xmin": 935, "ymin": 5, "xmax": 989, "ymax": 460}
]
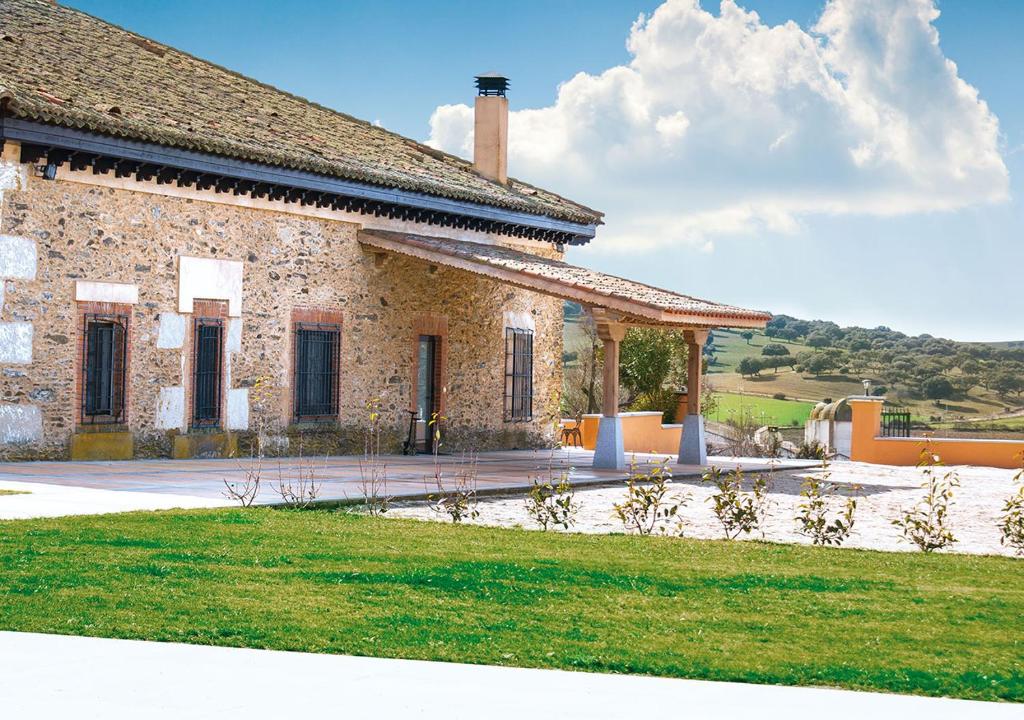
[
  {"xmin": 0, "ymin": 449, "xmax": 817, "ymax": 519},
  {"xmin": 0, "ymin": 632, "xmax": 1017, "ymax": 719}
]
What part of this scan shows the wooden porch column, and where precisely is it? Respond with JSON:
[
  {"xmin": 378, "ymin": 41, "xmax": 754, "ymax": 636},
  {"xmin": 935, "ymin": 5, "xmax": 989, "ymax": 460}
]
[
  {"xmin": 678, "ymin": 329, "xmax": 709, "ymax": 466},
  {"xmin": 593, "ymin": 313, "xmax": 627, "ymax": 470}
]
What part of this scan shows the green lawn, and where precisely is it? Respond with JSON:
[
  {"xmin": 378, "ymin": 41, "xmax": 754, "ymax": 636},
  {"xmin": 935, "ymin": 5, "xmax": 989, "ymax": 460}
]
[
  {"xmin": 1, "ymin": 509, "xmax": 1022, "ymax": 701},
  {"xmin": 710, "ymin": 391, "xmax": 815, "ymax": 427}
]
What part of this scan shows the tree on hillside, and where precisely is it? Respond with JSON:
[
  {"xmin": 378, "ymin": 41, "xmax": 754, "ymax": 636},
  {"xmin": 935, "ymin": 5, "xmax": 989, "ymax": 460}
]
[
  {"xmin": 738, "ymin": 356, "xmax": 763, "ymax": 378},
  {"xmin": 761, "ymin": 343, "xmax": 790, "ymax": 357},
  {"xmin": 740, "ymin": 331, "xmax": 754, "ymax": 345},
  {"xmin": 991, "ymin": 371, "xmax": 1024, "ymax": 398},
  {"xmin": 806, "ymin": 332, "xmax": 832, "ymax": 350},
  {"xmin": 922, "ymin": 376, "xmax": 954, "ymax": 401}
]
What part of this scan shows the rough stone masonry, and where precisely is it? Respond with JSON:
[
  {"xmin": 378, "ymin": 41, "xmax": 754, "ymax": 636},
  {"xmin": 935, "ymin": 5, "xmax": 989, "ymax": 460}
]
[{"xmin": 0, "ymin": 165, "xmax": 563, "ymax": 460}]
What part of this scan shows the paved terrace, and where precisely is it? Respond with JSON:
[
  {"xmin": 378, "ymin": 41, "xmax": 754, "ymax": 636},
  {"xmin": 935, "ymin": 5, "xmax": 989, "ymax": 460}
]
[{"xmin": 0, "ymin": 449, "xmax": 817, "ymax": 519}]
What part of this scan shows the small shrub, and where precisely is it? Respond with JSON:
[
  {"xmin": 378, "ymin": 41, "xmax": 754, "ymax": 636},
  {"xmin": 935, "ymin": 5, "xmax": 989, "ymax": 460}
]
[
  {"xmin": 428, "ymin": 453, "xmax": 480, "ymax": 523},
  {"xmin": 796, "ymin": 440, "xmax": 825, "ymax": 460},
  {"xmin": 772, "ymin": 392, "xmax": 787, "ymax": 400},
  {"xmin": 525, "ymin": 467, "xmax": 579, "ymax": 532},
  {"xmin": 274, "ymin": 453, "xmax": 323, "ymax": 509},
  {"xmin": 223, "ymin": 375, "xmax": 277, "ymax": 507},
  {"xmin": 703, "ymin": 466, "xmax": 772, "ymax": 539},
  {"xmin": 892, "ymin": 449, "xmax": 959, "ymax": 552},
  {"xmin": 613, "ymin": 459, "xmax": 688, "ymax": 536},
  {"xmin": 998, "ymin": 457, "xmax": 1024, "ymax": 555},
  {"xmin": 358, "ymin": 397, "xmax": 392, "ymax": 516},
  {"xmin": 425, "ymin": 413, "xmax": 480, "ymax": 523},
  {"xmin": 795, "ymin": 458, "xmax": 858, "ymax": 546}
]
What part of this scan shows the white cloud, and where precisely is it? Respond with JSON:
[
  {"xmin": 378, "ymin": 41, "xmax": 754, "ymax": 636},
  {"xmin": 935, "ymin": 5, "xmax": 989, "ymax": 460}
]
[{"xmin": 427, "ymin": 0, "xmax": 1007, "ymax": 251}]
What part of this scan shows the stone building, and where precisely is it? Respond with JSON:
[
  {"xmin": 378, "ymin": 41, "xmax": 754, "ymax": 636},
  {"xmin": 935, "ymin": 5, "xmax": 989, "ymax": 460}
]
[{"xmin": 0, "ymin": 0, "xmax": 768, "ymax": 467}]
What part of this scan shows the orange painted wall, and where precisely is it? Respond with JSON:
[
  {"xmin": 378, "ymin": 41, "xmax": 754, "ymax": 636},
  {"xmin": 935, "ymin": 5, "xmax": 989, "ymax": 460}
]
[
  {"xmin": 849, "ymin": 398, "xmax": 1024, "ymax": 469},
  {"xmin": 561, "ymin": 413, "xmax": 681, "ymax": 455}
]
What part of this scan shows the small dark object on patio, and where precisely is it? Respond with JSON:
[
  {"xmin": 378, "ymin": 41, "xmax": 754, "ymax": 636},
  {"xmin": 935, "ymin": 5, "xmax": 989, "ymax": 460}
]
[
  {"xmin": 561, "ymin": 410, "xmax": 583, "ymax": 447},
  {"xmin": 402, "ymin": 409, "xmax": 419, "ymax": 456}
]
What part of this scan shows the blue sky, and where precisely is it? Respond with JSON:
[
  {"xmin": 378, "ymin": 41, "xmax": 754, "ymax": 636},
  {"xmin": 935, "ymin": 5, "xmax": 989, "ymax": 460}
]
[{"xmin": 64, "ymin": 1, "xmax": 1024, "ymax": 341}]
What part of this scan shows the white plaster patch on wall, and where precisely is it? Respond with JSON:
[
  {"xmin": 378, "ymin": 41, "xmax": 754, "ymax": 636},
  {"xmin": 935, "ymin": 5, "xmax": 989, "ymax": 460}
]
[
  {"xmin": 156, "ymin": 312, "xmax": 187, "ymax": 349},
  {"xmin": 0, "ymin": 158, "xmax": 28, "ymax": 192},
  {"xmin": 226, "ymin": 388, "xmax": 249, "ymax": 430},
  {"xmin": 0, "ymin": 404, "xmax": 43, "ymax": 444},
  {"xmin": 503, "ymin": 310, "xmax": 536, "ymax": 331},
  {"xmin": 0, "ymin": 322, "xmax": 33, "ymax": 364},
  {"xmin": 226, "ymin": 318, "xmax": 243, "ymax": 353},
  {"xmin": 155, "ymin": 386, "xmax": 186, "ymax": 431},
  {"xmin": 74, "ymin": 280, "xmax": 139, "ymax": 305},
  {"xmin": 0, "ymin": 235, "xmax": 37, "ymax": 280},
  {"xmin": 177, "ymin": 256, "xmax": 243, "ymax": 317}
]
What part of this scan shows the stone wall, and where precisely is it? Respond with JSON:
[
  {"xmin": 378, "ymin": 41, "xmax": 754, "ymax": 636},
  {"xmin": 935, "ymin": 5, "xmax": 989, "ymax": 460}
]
[{"xmin": 0, "ymin": 169, "xmax": 563, "ymax": 460}]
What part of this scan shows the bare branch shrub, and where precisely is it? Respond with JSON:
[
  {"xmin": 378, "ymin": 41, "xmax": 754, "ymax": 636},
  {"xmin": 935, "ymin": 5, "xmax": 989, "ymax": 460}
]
[
  {"xmin": 891, "ymin": 449, "xmax": 959, "ymax": 552},
  {"xmin": 998, "ymin": 455, "xmax": 1024, "ymax": 555},
  {"xmin": 795, "ymin": 457, "xmax": 859, "ymax": 546},
  {"xmin": 223, "ymin": 461, "xmax": 262, "ymax": 507},
  {"xmin": 423, "ymin": 412, "xmax": 480, "ymax": 523},
  {"xmin": 223, "ymin": 374, "xmax": 275, "ymax": 506},
  {"xmin": 428, "ymin": 453, "xmax": 480, "ymax": 523},
  {"xmin": 613, "ymin": 458, "xmax": 688, "ymax": 536},
  {"xmin": 275, "ymin": 453, "xmax": 323, "ymax": 509},
  {"xmin": 358, "ymin": 397, "xmax": 392, "ymax": 516},
  {"xmin": 703, "ymin": 466, "xmax": 772, "ymax": 539}
]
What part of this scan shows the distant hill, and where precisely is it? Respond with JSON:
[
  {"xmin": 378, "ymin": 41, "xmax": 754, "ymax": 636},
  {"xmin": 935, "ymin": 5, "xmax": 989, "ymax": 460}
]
[
  {"xmin": 564, "ymin": 303, "xmax": 1024, "ymax": 429},
  {"xmin": 706, "ymin": 315, "xmax": 1024, "ymax": 426}
]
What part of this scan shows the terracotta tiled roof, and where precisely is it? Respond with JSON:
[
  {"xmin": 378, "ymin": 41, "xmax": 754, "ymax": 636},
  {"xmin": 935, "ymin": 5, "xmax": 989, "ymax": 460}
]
[
  {"xmin": 360, "ymin": 230, "xmax": 771, "ymax": 327},
  {"xmin": 0, "ymin": 0, "xmax": 602, "ymax": 227}
]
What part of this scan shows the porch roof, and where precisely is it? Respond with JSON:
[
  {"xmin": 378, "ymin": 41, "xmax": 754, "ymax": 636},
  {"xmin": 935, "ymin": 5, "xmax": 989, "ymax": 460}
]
[{"xmin": 358, "ymin": 230, "xmax": 770, "ymax": 328}]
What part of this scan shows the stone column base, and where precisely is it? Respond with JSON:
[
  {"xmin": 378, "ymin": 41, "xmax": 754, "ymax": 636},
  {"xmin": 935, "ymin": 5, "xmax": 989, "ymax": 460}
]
[
  {"xmin": 677, "ymin": 414, "xmax": 707, "ymax": 466},
  {"xmin": 593, "ymin": 416, "xmax": 625, "ymax": 470}
]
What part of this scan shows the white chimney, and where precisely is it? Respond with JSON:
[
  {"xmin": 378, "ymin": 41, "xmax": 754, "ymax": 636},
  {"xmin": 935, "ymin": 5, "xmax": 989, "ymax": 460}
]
[{"xmin": 473, "ymin": 73, "xmax": 509, "ymax": 185}]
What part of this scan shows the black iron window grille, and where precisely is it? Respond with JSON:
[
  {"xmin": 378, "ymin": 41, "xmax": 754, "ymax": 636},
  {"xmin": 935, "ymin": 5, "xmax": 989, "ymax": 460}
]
[
  {"xmin": 81, "ymin": 314, "xmax": 128, "ymax": 424},
  {"xmin": 293, "ymin": 323, "xmax": 341, "ymax": 421},
  {"xmin": 504, "ymin": 328, "xmax": 534, "ymax": 422},
  {"xmin": 880, "ymin": 407, "xmax": 912, "ymax": 438},
  {"xmin": 192, "ymin": 318, "xmax": 224, "ymax": 428}
]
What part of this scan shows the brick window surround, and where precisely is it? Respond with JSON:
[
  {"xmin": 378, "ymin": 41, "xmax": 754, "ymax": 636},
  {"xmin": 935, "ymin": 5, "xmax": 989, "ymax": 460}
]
[
  {"xmin": 188, "ymin": 299, "xmax": 228, "ymax": 431},
  {"xmin": 290, "ymin": 307, "xmax": 344, "ymax": 423},
  {"xmin": 410, "ymin": 313, "xmax": 448, "ymax": 421},
  {"xmin": 75, "ymin": 301, "xmax": 133, "ymax": 428}
]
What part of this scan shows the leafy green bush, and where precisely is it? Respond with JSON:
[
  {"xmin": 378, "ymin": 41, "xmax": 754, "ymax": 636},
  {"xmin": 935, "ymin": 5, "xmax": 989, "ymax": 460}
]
[
  {"xmin": 795, "ymin": 458, "xmax": 858, "ymax": 546},
  {"xmin": 892, "ymin": 449, "xmax": 959, "ymax": 552},
  {"xmin": 702, "ymin": 466, "xmax": 772, "ymax": 540},
  {"xmin": 998, "ymin": 457, "xmax": 1024, "ymax": 555},
  {"xmin": 525, "ymin": 470, "xmax": 579, "ymax": 531},
  {"xmin": 613, "ymin": 459, "xmax": 688, "ymax": 536}
]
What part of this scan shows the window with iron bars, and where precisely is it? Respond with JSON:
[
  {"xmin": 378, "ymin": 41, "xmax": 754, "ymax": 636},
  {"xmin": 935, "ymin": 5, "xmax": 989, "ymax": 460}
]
[
  {"xmin": 294, "ymin": 323, "xmax": 341, "ymax": 421},
  {"xmin": 192, "ymin": 317, "xmax": 224, "ymax": 428},
  {"xmin": 81, "ymin": 314, "xmax": 128, "ymax": 424},
  {"xmin": 504, "ymin": 328, "xmax": 534, "ymax": 422}
]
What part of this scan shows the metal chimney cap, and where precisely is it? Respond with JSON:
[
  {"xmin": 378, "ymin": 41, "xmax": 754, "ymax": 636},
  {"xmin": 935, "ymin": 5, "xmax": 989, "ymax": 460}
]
[{"xmin": 474, "ymin": 73, "xmax": 509, "ymax": 97}]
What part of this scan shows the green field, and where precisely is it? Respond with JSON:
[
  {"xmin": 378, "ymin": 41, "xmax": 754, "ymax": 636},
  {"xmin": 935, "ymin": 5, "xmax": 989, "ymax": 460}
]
[
  {"xmin": 709, "ymin": 391, "xmax": 815, "ymax": 427},
  {"xmin": 707, "ymin": 328, "xmax": 808, "ymax": 375},
  {"xmin": 2, "ymin": 508, "xmax": 1022, "ymax": 701}
]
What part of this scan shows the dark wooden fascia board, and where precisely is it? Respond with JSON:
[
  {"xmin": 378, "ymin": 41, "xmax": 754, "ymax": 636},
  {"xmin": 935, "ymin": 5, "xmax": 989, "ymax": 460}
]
[{"xmin": 0, "ymin": 118, "xmax": 598, "ymax": 240}]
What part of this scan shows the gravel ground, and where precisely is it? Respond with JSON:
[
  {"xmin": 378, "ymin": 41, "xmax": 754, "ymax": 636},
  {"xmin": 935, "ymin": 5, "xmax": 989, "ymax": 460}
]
[{"xmin": 389, "ymin": 461, "xmax": 1024, "ymax": 558}]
